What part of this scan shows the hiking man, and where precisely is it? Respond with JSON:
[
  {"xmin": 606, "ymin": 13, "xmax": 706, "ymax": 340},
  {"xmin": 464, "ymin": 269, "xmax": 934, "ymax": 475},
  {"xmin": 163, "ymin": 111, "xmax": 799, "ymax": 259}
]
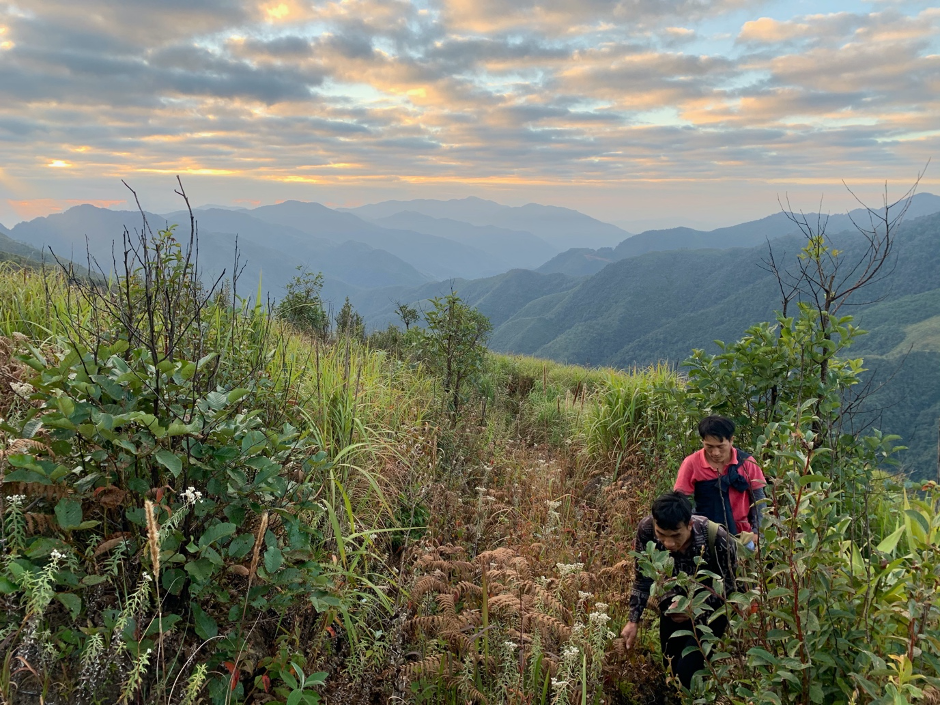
[
  {"xmin": 621, "ymin": 492, "xmax": 737, "ymax": 689},
  {"xmin": 675, "ymin": 415, "xmax": 766, "ymax": 547}
]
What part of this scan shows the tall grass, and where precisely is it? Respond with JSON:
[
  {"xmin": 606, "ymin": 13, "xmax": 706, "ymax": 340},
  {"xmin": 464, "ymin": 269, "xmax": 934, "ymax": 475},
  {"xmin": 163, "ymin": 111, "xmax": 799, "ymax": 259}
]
[
  {"xmin": 582, "ymin": 363, "xmax": 693, "ymax": 482},
  {"xmin": 0, "ymin": 263, "xmax": 81, "ymax": 341}
]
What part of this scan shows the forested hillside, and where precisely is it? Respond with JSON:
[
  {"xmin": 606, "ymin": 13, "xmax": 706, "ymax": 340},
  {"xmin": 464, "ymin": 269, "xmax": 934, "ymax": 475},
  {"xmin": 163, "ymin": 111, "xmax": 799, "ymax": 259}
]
[{"xmin": 362, "ymin": 215, "xmax": 940, "ymax": 478}]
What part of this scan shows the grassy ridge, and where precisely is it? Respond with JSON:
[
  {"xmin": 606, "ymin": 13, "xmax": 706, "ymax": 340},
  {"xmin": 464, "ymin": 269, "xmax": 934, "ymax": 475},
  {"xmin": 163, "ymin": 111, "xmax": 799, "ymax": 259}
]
[{"xmin": 1, "ymin": 254, "xmax": 937, "ymax": 705}]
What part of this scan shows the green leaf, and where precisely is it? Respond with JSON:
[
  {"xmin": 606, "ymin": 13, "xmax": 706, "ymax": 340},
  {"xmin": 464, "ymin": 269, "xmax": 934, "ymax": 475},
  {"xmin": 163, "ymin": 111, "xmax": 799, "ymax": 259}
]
[
  {"xmin": 0, "ymin": 576, "xmax": 19, "ymax": 594},
  {"xmin": 264, "ymin": 545, "xmax": 284, "ymax": 574},
  {"xmin": 126, "ymin": 507, "xmax": 147, "ymax": 526},
  {"xmin": 162, "ymin": 568, "xmax": 187, "ymax": 596},
  {"xmin": 206, "ymin": 391, "xmax": 228, "ymax": 410},
  {"xmin": 185, "ymin": 558, "xmax": 214, "ymax": 583},
  {"xmin": 56, "ymin": 592, "xmax": 81, "ymax": 619},
  {"xmin": 747, "ymin": 647, "xmax": 779, "ymax": 666},
  {"xmin": 192, "ymin": 604, "xmax": 218, "ymax": 640},
  {"xmin": 241, "ymin": 430, "xmax": 267, "ymax": 454},
  {"xmin": 199, "ymin": 522, "xmax": 237, "ymax": 549},
  {"xmin": 167, "ymin": 421, "xmax": 200, "ymax": 437},
  {"xmin": 5, "ymin": 469, "xmax": 50, "ymax": 484},
  {"xmin": 197, "ymin": 352, "xmax": 217, "ymax": 370},
  {"xmin": 55, "ymin": 497, "xmax": 83, "ymax": 530},
  {"xmin": 876, "ymin": 525, "xmax": 905, "ymax": 554},
  {"xmin": 227, "ymin": 388, "xmax": 250, "ymax": 404},
  {"xmin": 797, "ymin": 474, "xmax": 829, "ymax": 487},
  {"xmin": 228, "ymin": 533, "xmax": 255, "ymax": 560},
  {"xmin": 113, "ymin": 438, "xmax": 138, "ymax": 454},
  {"xmin": 905, "ymin": 509, "xmax": 930, "ymax": 534},
  {"xmin": 281, "ymin": 669, "xmax": 299, "ymax": 691},
  {"xmin": 154, "ymin": 449, "xmax": 183, "ymax": 477}
]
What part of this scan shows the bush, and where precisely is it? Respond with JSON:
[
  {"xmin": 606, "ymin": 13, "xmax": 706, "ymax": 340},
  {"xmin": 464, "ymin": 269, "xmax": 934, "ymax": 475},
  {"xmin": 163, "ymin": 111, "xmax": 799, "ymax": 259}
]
[{"xmin": 0, "ymin": 217, "xmax": 397, "ymax": 703}]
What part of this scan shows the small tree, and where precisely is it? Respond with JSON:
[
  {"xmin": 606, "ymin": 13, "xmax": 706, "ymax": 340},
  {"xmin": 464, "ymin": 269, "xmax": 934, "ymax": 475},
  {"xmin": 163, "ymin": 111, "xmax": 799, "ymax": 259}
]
[
  {"xmin": 394, "ymin": 301, "xmax": 419, "ymax": 330},
  {"xmin": 335, "ymin": 296, "xmax": 365, "ymax": 340},
  {"xmin": 766, "ymin": 177, "xmax": 925, "ymax": 448},
  {"xmin": 276, "ymin": 266, "xmax": 329, "ymax": 337},
  {"xmin": 417, "ymin": 292, "xmax": 492, "ymax": 426}
]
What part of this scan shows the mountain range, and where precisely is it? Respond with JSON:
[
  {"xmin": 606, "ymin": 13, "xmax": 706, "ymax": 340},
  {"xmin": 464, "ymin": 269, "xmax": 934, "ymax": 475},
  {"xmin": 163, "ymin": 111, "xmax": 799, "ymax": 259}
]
[{"xmin": 1, "ymin": 192, "xmax": 937, "ymax": 477}]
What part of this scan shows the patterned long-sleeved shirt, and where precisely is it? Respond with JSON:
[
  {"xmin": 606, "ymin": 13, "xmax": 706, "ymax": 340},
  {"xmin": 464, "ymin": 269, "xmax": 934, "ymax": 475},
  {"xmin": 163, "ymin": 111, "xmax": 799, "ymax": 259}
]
[{"xmin": 627, "ymin": 514, "xmax": 737, "ymax": 623}]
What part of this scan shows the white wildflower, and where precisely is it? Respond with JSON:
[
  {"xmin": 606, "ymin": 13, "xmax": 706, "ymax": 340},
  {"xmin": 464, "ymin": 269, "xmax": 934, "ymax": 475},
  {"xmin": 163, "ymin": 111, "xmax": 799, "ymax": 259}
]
[
  {"xmin": 6, "ymin": 494, "xmax": 26, "ymax": 505},
  {"xmin": 10, "ymin": 382, "xmax": 34, "ymax": 397},
  {"xmin": 556, "ymin": 562, "xmax": 584, "ymax": 577},
  {"xmin": 594, "ymin": 602, "xmax": 609, "ymax": 613},
  {"xmin": 562, "ymin": 645, "xmax": 580, "ymax": 661},
  {"xmin": 181, "ymin": 486, "xmax": 202, "ymax": 504},
  {"xmin": 49, "ymin": 549, "xmax": 66, "ymax": 562},
  {"xmin": 547, "ymin": 500, "xmax": 562, "ymax": 511},
  {"xmin": 589, "ymin": 611, "xmax": 611, "ymax": 626},
  {"xmin": 503, "ymin": 640, "xmax": 518, "ymax": 651},
  {"xmin": 578, "ymin": 591, "xmax": 591, "ymax": 601}
]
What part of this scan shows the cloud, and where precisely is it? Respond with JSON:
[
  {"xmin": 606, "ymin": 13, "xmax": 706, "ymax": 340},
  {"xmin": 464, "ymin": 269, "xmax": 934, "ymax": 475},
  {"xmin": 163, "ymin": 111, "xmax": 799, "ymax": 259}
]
[{"xmin": 0, "ymin": 0, "xmax": 935, "ymax": 224}]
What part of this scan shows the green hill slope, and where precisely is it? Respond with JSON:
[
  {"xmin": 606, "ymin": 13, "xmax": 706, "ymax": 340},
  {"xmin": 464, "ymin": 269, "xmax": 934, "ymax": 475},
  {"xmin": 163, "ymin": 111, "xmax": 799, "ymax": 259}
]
[{"xmin": 371, "ymin": 215, "xmax": 938, "ymax": 478}]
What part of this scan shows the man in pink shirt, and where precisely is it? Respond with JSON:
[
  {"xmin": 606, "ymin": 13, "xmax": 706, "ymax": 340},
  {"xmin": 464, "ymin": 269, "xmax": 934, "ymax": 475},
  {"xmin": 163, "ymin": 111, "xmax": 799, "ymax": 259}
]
[{"xmin": 674, "ymin": 415, "xmax": 767, "ymax": 547}]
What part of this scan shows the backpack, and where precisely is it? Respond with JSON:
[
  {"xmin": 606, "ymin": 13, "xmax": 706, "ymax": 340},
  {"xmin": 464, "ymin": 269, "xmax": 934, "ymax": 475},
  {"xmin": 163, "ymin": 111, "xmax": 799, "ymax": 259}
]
[{"xmin": 706, "ymin": 519, "xmax": 720, "ymax": 565}]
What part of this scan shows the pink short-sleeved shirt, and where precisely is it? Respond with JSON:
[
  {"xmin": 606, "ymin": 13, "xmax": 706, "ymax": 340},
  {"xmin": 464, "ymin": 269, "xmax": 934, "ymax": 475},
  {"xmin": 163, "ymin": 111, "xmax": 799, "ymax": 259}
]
[{"xmin": 674, "ymin": 448, "xmax": 766, "ymax": 533}]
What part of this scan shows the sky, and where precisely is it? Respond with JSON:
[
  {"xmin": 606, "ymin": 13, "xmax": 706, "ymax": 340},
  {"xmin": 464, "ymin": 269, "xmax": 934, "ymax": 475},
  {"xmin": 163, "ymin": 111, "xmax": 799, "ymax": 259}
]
[{"xmin": 0, "ymin": 0, "xmax": 937, "ymax": 230}]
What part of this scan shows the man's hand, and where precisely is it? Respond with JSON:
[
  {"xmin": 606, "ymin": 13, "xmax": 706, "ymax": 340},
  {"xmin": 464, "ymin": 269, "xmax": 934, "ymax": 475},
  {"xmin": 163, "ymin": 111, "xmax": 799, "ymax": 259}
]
[
  {"xmin": 621, "ymin": 621, "xmax": 638, "ymax": 650},
  {"xmin": 739, "ymin": 531, "xmax": 757, "ymax": 546}
]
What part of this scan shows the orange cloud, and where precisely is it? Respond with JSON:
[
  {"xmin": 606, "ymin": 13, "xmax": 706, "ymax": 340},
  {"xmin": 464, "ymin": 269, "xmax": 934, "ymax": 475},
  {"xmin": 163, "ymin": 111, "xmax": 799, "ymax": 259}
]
[
  {"xmin": 6, "ymin": 199, "xmax": 127, "ymax": 220},
  {"xmin": 739, "ymin": 17, "xmax": 810, "ymax": 43}
]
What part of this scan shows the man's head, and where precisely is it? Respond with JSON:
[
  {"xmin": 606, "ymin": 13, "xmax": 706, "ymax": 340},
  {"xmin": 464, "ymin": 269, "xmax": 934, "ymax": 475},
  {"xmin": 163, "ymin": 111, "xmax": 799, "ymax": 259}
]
[
  {"xmin": 651, "ymin": 491, "xmax": 693, "ymax": 552},
  {"xmin": 698, "ymin": 415, "xmax": 735, "ymax": 466}
]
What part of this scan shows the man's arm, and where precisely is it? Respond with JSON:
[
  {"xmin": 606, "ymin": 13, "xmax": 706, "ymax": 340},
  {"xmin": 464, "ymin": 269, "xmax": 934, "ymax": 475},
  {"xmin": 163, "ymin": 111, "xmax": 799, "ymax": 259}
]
[
  {"xmin": 748, "ymin": 486, "xmax": 767, "ymax": 534},
  {"xmin": 623, "ymin": 518, "xmax": 655, "ymax": 649},
  {"xmin": 627, "ymin": 519, "xmax": 654, "ymax": 623},
  {"xmin": 746, "ymin": 459, "xmax": 768, "ymax": 536},
  {"xmin": 674, "ymin": 455, "xmax": 696, "ymax": 495}
]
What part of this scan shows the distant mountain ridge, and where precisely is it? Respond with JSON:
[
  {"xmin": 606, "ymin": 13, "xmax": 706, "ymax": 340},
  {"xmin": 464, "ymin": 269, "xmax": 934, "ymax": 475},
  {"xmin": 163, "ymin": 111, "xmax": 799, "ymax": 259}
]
[
  {"xmin": 4, "ymin": 205, "xmax": 429, "ymax": 301},
  {"xmin": 341, "ymin": 196, "xmax": 630, "ymax": 251},
  {"xmin": 246, "ymin": 200, "xmax": 505, "ymax": 280},
  {"xmin": 370, "ymin": 211, "xmax": 556, "ymax": 271},
  {"xmin": 538, "ymin": 192, "xmax": 940, "ymax": 277}
]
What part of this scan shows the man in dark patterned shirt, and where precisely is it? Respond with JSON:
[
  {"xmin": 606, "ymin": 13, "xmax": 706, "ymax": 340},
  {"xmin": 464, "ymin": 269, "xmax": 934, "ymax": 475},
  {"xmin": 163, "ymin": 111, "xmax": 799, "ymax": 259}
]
[{"xmin": 620, "ymin": 491, "xmax": 737, "ymax": 689}]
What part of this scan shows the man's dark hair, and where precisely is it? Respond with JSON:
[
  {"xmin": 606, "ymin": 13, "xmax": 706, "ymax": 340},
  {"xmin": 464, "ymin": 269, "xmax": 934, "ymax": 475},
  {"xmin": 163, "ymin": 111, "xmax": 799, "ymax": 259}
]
[
  {"xmin": 698, "ymin": 415, "xmax": 735, "ymax": 441},
  {"xmin": 651, "ymin": 491, "xmax": 693, "ymax": 530}
]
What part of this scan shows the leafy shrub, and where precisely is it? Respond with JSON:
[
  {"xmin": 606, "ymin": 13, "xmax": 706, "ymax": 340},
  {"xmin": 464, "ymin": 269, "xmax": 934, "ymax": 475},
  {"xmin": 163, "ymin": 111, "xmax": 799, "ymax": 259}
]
[{"xmin": 0, "ymin": 216, "xmax": 397, "ymax": 703}]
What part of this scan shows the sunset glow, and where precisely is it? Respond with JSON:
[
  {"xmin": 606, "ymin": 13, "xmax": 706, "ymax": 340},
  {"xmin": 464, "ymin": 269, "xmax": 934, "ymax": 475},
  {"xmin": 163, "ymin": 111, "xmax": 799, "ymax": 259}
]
[{"xmin": 0, "ymin": 0, "xmax": 936, "ymax": 226}]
